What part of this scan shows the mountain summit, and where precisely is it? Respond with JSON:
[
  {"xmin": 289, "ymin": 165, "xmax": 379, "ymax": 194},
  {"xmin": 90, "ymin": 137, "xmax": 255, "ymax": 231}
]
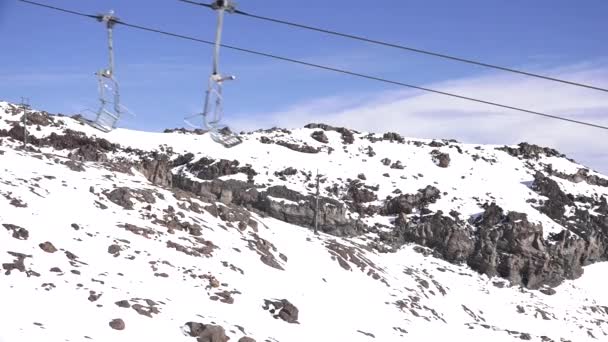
[{"xmin": 1, "ymin": 101, "xmax": 607, "ymax": 341}]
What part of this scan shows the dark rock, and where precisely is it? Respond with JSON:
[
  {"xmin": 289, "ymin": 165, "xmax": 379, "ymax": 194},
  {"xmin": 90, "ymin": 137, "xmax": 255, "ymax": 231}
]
[
  {"xmin": 187, "ymin": 157, "xmax": 257, "ymax": 181},
  {"xmin": 3, "ymin": 224, "xmax": 29, "ymax": 240},
  {"xmin": 382, "ymin": 132, "xmax": 404, "ymax": 143},
  {"xmin": 238, "ymin": 337, "xmax": 256, "ymax": 342},
  {"xmin": 108, "ymin": 244, "xmax": 121, "ymax": 256},
  {"xmin": 172, "ymin": 153, "xmax": 195, "ymax": 167},
  {"xmin": 304, "ymin": 123, "xmax": 355, "ymax": 144},
  {"xmin": 109, "ymin": 319, "xmax": 125, "ymax": 330},
  {"xmin": 184, "ymin": 322, "xmax": 228, "ymax": 342},
  {"xmin": 137, "ymin": 153, "xmax": 172, "ymax": 187},
  {"xmin": 497, "ymin": 142, "xmax": 563, "ymax": 160},
  {"xmin": 274, "ymin": 167, "xmax": 298, "ymax": 179},
  {"xmin": 39, "ymin": 242, "xmax": 57, "ymax": 253},
  {"xmin": 431, "ymin": 150, "xmax": 451, "ymax": 168},
  {"xmin": 539, "ymin": 288, "xmax": 556, "ymax": 296},
  {"xmin": 390, "ymin": 161, "xmax": 405, "ymax": 169},
  {"xmin": 104, "ymin": 187, "xmax": 156, "ymax": 210},
  {"xmin": 384, "ymin": 186, "xmax": 441, "ymax": 215},
  {"xmin": 532, "ymin": 172, "xmax": 573, "ymax": 221},
  {"xmin": 164, "ymin": 127, "xmax": 207, "ymax": 135},
  {"xmin": 547, "ymin": 167, "xmax": 608, "ymax": 188},
  {"xmin": 276, "ymin": 140, "xmax": 320, "ymax": 153},
  {"xmin": 2, "ymin": 252, "xmax": 29, "ymax": 275},
  {"xmin": 311, "ymin": 130, "xmax": 329, "ymax": 143},
  {"xmin": 115, "ymin": 300, "xmax": 131, "ymax": 308},
  {"xmin": 263, "ymin": 299, "xmax": 299, "ymax": 323}
]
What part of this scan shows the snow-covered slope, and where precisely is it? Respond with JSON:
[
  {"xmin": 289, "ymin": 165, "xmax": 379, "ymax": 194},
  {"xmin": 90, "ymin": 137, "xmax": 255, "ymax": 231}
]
[{"xmin": 1, "ymin": 101, "xmax": 607, "ymax": 342}]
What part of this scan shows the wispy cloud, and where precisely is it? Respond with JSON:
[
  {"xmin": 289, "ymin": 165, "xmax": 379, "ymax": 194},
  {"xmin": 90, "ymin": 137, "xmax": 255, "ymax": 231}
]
[{"xmin": 231, "ymin": 62, "xmax": 608, "ymax": 173}]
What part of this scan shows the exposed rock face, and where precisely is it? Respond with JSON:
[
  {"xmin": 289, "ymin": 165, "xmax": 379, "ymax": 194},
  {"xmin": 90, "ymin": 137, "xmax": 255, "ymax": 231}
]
[
  {"xmin": 385, "ymin": 212, "xmax": 473, "ymax": 263},
  {"xmin": 546, "ymin": 166, "xmax": 608, "ymax": 187},
  {"xmin": 532, "ymin": 172, "xmax": 573, "ymax": 220},
  {"xmin": 384, "ymin": 186, "xmax": 441, "ymax": 215},
  {"xmin": 187, "ymin": 157, "xmax": 257, "ymax": 182},
  {"xmin": 137, "ymin": 153, "xmax": 172, "ymax": 187},
  {"xmin": 383, "ymin": 195, "xmax": 608, "ymax": 289},
  {"xmin": 171, "ymin": 170, "xmax": 360, "ymax": 237},
  {"xmin": 256, "ymin": 186, "xmax": 358, "ymax": 236}
]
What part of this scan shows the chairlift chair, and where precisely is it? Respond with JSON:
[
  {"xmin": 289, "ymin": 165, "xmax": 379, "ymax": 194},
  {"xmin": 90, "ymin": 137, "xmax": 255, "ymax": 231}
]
[
  {"xmin": 184, "ymin": 0, "xmax": 242, "ymax": 148},
  {"xmin": 80, "ymin": 10, "xmax": 132, "ymax": 133}
]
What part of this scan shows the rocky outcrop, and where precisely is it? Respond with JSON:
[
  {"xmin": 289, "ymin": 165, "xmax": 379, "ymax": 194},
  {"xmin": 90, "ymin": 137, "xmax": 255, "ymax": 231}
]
[
  {"xmin": 383, "ymin": 197, "xmax": 608, "ymax": 289},
  {"xmin": 384, "ymin": 186, "xmax": 441, "ymax": 215},
  {"xmin": 382, "ymin": 132, "xmax": 405, "ymax": 143},
  {"xmin": 187, "ymin": 157, "xmax": 257, "ymax": 182},
  {"xmin": 546, "ymin": 166, "xmax": 608, "ymax": 187},
  {"xmin": 305, "ymin": 123, "xmax": 355, "ymax": 144},
  {"xmin": 497, "ymin": 142, "xmax": 564, "ymax": 160},
  {"xmin": 136, "ymin": 153, "xmax": 172, "ymax": 187}
]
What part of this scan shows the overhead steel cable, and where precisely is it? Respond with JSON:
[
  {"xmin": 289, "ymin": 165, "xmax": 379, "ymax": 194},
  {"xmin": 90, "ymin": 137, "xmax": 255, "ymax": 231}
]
[
  {"xmin": 19, "ymin": 0, "xmax": 98, "ymax": 19},
  {"xmin": 18, "ymin": 0, "xmax": 608, "ymax": 131},
  {"xmin": 178, "ymin": 0, "xmax": 608, "ymax": 94}
]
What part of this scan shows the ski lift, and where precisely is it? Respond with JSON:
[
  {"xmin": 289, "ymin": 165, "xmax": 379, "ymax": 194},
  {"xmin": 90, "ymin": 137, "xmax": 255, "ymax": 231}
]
[
  {"xmin": 185, "ymin": 0, "xmax": 242, "ymax": 148},
  {"xmin": 81, "ymin": 11, "xmax": 131, "ymax": 132}
]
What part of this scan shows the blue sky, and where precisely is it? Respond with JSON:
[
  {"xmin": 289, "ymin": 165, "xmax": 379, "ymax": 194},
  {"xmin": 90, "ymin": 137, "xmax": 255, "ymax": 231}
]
[{"xmin": 1, "ymin": 0, "xmax": 608, "ymax": 172}]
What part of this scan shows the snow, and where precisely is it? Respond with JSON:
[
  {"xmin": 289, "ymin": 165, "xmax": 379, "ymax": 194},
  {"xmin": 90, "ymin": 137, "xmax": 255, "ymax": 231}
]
[{"xmin": 1, "ymin": 104, "xmax": 607, "ymax": 341}]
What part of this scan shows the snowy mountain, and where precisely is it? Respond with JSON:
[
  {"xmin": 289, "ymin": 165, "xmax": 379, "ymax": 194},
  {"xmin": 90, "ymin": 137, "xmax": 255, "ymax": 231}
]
[{"xmin": 1, "ymin": 100, "xmax": 607, "ymax": 342}]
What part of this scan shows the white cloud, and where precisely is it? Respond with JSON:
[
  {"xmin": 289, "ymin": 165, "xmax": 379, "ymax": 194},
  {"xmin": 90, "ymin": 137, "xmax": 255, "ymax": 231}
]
[{"xmin": 231, "ymin": 63, "xmax": 608, "ymax": 173}]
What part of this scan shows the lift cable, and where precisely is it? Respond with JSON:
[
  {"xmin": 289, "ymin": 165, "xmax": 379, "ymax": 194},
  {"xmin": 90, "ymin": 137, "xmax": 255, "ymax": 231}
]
[
  {"xmin": 18, "ymin": 0, "xmax": 608, "ymax": 131},
  {"xmin": 178, "ymin": 0, "xmax": 608, "ymax": 94}
]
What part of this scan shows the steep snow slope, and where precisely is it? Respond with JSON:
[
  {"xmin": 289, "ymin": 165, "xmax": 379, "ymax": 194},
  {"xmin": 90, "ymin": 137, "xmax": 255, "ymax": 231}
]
[{"xmin": 1, "ymin": 101, "xmax": 608, "ymax": 341}]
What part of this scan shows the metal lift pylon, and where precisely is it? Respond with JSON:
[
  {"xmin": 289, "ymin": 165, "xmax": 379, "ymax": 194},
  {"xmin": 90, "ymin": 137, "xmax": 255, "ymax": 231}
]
[
  {"xmin": 82, "ymin": 11, "xmax": 131, "ymax": 133},
  {"xmin": 185, "ymin": 0, "xmax": 242, "ymax": 148}
]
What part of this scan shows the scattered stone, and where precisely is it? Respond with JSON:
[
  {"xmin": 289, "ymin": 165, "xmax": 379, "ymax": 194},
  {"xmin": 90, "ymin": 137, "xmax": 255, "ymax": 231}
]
[
  {"xmin": 238, "ymin": 337, "xmax": 256, "ymax": 342},
  {"xmin": 39, "ymin": 241, "xmax": 57, "ymax": 253},
  {"xmin": 431, "ymin": 150, "xmax": 451, "ymax": 168},
  {"xmin": 115, "ymin": 300, "xmax": 131, "ymax": 308},
  {"xmin": 262, "ymin": 299, "xmax": 299, "ymax": 323},
  {"xmin": 184, "ymin": 322, "xmax": 228, "ymax": 342},
  {"xmin": 109, "ymin": 318, "xmax": 125, "ymax": 330},
  {"xmin": 107, "ymin": 244, "xmax": 121, "ymax": 256}
]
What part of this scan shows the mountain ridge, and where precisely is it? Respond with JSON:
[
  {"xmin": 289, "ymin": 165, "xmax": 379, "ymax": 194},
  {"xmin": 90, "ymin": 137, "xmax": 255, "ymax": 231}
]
[{"xmin": 1, "ymin": 100, "xmax": 607, "ymax": 341}]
